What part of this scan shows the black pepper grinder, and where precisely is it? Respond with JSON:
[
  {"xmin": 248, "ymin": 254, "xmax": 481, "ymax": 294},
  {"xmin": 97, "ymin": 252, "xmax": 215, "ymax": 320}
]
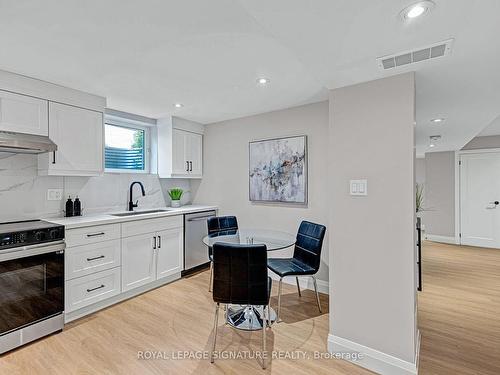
[
  {"xmin": 74, "ymin": 196, "xmax": 82, "ymax": 216},
  {"xmin": 65, "ymin": 196, "xmax": 74, "ymax": 217}
]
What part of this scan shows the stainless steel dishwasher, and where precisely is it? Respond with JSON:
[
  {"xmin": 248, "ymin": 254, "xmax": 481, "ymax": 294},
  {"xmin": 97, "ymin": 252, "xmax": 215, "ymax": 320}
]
[{"xmin": 183, "ymin": 210, "xmax": 216, "ymax": 275}]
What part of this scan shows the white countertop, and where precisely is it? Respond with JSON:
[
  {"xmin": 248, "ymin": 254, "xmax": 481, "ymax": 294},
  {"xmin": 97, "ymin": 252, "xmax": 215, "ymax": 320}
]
[{"xmin": 44, "ymin": 205, "xmax": 218, "ymax": 229}]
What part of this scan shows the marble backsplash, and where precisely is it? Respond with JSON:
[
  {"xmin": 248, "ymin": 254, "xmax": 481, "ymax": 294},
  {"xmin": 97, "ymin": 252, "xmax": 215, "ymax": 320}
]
[{"xmin": 0, "ymin": 153, "xmax": 191, "ymax": 222}]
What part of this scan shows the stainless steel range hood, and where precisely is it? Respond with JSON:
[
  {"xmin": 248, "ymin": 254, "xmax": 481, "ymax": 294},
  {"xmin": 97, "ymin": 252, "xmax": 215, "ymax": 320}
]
[{"xmin": 0, "ymin": 131, "xmax": 57, "ymax": 154}]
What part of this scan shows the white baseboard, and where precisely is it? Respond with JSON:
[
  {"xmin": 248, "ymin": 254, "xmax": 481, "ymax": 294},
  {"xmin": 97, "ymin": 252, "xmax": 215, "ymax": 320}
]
[
  {"xmin": 327, "ymin": 334, "xmax": 418, "ymax": 375},
  {"xmin": 268, "ymin": 273, "xmax": 329, "ymax": 294},
  {"xmin": 424, "ymin": 234, "xmax": 458, "ymax": 245}
]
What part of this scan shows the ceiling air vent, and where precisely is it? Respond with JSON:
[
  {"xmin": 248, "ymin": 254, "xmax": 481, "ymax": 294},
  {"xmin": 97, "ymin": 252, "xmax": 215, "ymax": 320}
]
[{"xmin": 377, "ymin": 39, "xmax": 454, "ymax": 70}]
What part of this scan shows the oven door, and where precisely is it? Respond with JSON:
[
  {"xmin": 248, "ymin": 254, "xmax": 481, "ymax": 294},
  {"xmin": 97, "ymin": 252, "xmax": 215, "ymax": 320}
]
[{"xmin": 0, "ymin": 241, "xmax": 64, "ymax": 336}]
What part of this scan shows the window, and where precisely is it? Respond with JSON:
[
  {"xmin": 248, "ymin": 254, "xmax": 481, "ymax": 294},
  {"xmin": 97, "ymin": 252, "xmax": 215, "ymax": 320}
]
[{"xmin": 104, "ymin": 119, "xmax": 149, "ymax": 173}]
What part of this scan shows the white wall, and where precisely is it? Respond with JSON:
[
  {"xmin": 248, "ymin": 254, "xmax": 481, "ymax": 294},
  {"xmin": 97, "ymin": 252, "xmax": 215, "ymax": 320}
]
[
  {"xmin": 462, "ymin": 135, "xmax": 500, "ymax": 150},
  {"xmin": 192, "ymin": 101, "xmax": 330, "ymax": 286},
  {"xmin": 424, "ymin": 151, "xmax": 455, "ymax": 238},
  {"xmin": 0, "ymin": 152, "xmax": 191, "ymax": 222},
  {"xmin": 328, "ymin": 73, "xmax": 418, "ymax": 373}
]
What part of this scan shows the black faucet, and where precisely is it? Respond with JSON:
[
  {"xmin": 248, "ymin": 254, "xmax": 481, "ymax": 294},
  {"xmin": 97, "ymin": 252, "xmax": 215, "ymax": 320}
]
[{"xmin": 129, "ymin": 181, "xmax": 146, "ymax": 211}]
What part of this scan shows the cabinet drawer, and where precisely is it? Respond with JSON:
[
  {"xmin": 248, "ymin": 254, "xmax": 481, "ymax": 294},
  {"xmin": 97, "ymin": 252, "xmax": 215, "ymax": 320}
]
[
  {"xmin": 66, "ymin": 239, "xmax": 121, "ymax": 280},
  {"xmin": 65, "ymin": 267, "xmax": 121, "ymax": 313},
  {"xmin": 65, "ymin": 224, "xmax": 120, "ymax": 247},
  {"xmin": 121, "ymin": 216, "xmax": 182, "ymax": 238}
]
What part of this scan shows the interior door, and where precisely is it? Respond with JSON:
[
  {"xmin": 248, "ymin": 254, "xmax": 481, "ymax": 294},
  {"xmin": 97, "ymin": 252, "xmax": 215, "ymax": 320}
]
[
  {"xmin": 121, "ymin": 233, "xmax": 156, "ymax": 291},
  {"xmin": 48, "ymin": 102, "xmax": 103, "ymax": 175},
  {"xmin": 460, "ymin": 152, "xmax": 500, "ymax": 248},
  {"xmin": 156, "ymin": 228, "xmax": 183, "ymax": 280}
]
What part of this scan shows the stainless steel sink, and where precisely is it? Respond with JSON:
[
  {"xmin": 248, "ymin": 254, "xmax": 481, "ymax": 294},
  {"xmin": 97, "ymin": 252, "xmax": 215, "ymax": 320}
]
[{"xmin": 110, "ymin": 209, "xmax": 171, "ymax": 217}]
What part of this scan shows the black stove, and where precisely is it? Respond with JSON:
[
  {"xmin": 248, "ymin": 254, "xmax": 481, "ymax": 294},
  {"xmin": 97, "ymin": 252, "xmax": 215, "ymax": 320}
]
[
  {"xmin": 0, "ymin": 220, "xmax": 64, "ymax": 250},
  {"xmin": 0, "ymin": 219, "xmax": 65, "ymax": 354}
]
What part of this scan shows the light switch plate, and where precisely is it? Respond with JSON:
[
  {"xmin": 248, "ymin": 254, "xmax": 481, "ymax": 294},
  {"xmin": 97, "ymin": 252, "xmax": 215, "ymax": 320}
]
[
  {"xmin": 47, "ymin": 188, "xmax": 63, "ymax": 201},
  {"xmin": 350, "ymin": 180, "xmax": 367, "ymax": 196}
]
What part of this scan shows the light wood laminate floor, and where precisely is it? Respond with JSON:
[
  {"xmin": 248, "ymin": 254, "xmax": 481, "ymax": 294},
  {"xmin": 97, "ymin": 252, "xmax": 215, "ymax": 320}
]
[{"xmin": 2, "ymin": 241, "xmax": 500, "ymax": 374}]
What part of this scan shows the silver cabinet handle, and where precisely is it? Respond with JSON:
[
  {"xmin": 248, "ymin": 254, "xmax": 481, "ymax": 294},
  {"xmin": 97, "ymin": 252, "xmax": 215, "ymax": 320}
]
[
  {"xmin": 186, "ymin": 161, "xmax": 189, "ymax": 172},
  {"xmin": 87, "ymin": 284, "xmax": 105, "ymax": 292},
  {"xmin": 153, "ymin": 236, "xmax": 157, "ymax": 249},
  {"xmin": 158, "ymin": 235, "xmax": 161, "ymax": 249},
  {"xmin": 87, "ymin": 232, "xmax": 105, "ymax": 238},
  {"xmin": 189, "ymin": 161, "xmax": 193, "ymax": 172},
  {"xmin": 87, "ymin": 255, "xmax": 105, "ymax": 261},
  {"xmin": 187, "ymin": 215, "xmax": 215, "ymax": 222}
]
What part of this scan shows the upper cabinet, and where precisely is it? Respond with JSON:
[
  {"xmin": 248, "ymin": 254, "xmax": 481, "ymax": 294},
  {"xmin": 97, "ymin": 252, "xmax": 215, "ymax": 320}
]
[
  {"xmin": 0, "ymin": 69, "xmax": 106, "ymax": 176},
  {"xmin": 38, "ymin": 102, "xmax": 103, "ymax": 176},
  {"xmin": 156, "ymin": 116, "xmax": 203, "ymax": 178},
  {"xmin": 0, "ymin": 90, "xmax": 48, "ymax": 136}
]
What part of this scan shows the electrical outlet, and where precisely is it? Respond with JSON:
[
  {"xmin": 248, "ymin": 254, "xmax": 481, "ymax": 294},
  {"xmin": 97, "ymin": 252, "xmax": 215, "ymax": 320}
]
[{"xmin": 47, "ymin": 189, "xmax": 63, "ymax": 201}]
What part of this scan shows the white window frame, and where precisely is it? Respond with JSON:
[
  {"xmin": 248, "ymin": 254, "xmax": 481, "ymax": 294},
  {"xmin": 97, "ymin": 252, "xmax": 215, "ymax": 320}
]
[{"xmin": 104, "ymin": 115, "xmax": 151, "ymax": 174}]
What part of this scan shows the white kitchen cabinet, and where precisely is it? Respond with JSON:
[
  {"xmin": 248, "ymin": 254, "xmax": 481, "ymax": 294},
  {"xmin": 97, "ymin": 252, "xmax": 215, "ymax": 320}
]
[
  {"xmin": 156, "ymin": 116, "xmax": 203, "ymax": 178},
  {"xmin": 0, "ymin": 90, "xmax": 48, "ymax": 136},
  {"xmin": 65, "ymin": 267, "xmax": 121, "ymax": 313},
  {"xmin": 121, "ymin": 233, "xmax": 157, "ymax": 292},
  {"xmin": 38, "ymin": 102, "xmax": 103, "ymax": 176},
  {"xmin": 156, "ymin": 227, "xmax": 184, "ymax": 280},
  {"xmin": 121, "ymin": 217, "xmax": 183, "ymax": 292}
]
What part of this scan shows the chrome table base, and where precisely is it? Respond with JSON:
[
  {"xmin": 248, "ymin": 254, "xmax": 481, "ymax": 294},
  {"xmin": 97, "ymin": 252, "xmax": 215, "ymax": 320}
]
[{"xmin": 226, "ymin": 305, "xmax": 277, "ymax": 330}]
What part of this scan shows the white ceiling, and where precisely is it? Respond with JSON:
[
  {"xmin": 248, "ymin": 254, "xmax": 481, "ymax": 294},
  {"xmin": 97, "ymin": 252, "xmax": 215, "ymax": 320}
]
[{"xmin": 0, "ymin": 0, "xmax": 499, "ymax": 156}]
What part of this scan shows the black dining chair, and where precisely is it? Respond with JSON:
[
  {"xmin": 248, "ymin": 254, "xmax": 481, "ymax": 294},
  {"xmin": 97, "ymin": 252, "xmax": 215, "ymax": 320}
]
[
  {"xmin": 210, "ymin": 242, "xmax": 271, "ymax": 369},
  {"xmin": 267, "ymin": 221, "xmax": 326, "ymax": 322},
  {"xmin": 206, "ymin": 216, "xmax": 239, "ymax": 292}
]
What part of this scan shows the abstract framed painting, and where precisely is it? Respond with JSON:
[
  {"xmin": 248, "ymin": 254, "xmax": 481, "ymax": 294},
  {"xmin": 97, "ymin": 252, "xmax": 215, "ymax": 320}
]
[{"xmin": 249, "ymin": 135, "xmax": 307, "ymax": 204}]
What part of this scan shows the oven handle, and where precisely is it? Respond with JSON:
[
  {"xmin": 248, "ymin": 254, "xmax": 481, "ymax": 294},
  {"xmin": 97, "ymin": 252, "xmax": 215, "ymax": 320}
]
[{"xmin": 0, "ymin": 240, "xmax": 65, "ymax": 262}]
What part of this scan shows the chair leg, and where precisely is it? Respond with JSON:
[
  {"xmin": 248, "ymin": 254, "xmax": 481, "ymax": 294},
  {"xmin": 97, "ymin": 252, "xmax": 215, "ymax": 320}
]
[
  {"xmin": 211, "ymin": 303, "xmax": 219, "ymax": 363},
  {"xmin": 262, "ymin": 305, "xmax": 267, "ymax": 369},
  {"xmin": 296, "ymin": 277, "xmax": 302, "ymax": 297},
  {"xmin": 208, "ymin": 261, "xmax": 213, "ymax": 292},
  {"xmin": 277, "ymin": 277, "xmax": 283, "ymax": 322},
  {"xmin": 312, "ymin": 276, "xmax": 322, "ymax": 313}
]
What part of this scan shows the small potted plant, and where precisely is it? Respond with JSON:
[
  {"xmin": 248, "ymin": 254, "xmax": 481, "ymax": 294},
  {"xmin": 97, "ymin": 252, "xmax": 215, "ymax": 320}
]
[{"xmin": 168, "ymin": 188, "xmax": 183, "ymax": 208}]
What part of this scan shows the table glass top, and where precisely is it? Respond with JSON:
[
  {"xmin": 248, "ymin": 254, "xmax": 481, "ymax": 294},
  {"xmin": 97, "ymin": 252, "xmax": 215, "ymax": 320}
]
[{"xmin": 203, "ymin": 229, "xmax": 295, "ymax": 251}]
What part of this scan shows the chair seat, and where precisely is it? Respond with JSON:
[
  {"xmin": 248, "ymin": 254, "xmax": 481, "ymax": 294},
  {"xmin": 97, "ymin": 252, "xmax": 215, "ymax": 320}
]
[{"xmin": 267, "ymin": 258, "xmax": 316, "ymax": 277}]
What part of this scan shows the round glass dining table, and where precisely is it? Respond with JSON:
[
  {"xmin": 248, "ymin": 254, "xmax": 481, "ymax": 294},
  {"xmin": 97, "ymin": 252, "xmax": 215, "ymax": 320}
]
[{"xmin": 203, "ymin": 229, "xmax": 296, "ymax": 331}]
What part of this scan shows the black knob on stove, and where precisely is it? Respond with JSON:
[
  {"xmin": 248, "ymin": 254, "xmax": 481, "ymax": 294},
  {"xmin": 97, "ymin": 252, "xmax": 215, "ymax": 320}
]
[{"xmin": 34, "ymin": 231, "xmax": 46, "ymax": 241}]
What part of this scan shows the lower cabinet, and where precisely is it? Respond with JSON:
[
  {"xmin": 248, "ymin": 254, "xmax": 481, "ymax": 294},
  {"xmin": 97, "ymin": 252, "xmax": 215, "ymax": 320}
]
[
  {"xmin": 121, "ymin": 233, "xmax": 157, "ymax": 292},
  {"xmin": 156, "ymin": 228, "xmax": 184, "ymax": 280},
  {"xmin": 64, "ymin": 215, "xmax": 184, "ymax": 320},
  {"xmin": 122, "ymin": 226, "xmax": 183, "ymax": 292},
  {"xmin": 65, "ymin": 267, "xmax": 121, "ymax": 313}
]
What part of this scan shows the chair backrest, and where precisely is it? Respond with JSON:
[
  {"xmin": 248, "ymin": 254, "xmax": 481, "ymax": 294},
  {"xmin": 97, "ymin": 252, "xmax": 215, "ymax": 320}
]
[
  {"xmin": 212, "ymin": 243, "xmax": 269, "ymax": 306},
  {"xmin": 207, "ymin": 216, "xmax": 239, "ymax": 235},
  {"xmin": 293, "ymin": 221, "xmax": 326, "ymax": 272}
]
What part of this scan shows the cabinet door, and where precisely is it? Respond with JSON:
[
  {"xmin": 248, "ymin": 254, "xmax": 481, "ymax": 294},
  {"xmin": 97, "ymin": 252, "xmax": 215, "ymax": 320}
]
[
  {"xmin": 172, "ymin": 128, "xmax": 188, "ymax": 175},
  {"xmin": 156, "ymin": 228, "xmax": 183, "ymax": 280},
  {"xmin": 187, "ymin": 132, "xmax": 203, "ymax": 176},
  {"xmin": 121, "ymin": 233, "xmax": 156, "ymax": 292},
  {"xmin": 45, "ymin": 102, "xmax": 103, "ymax": 175},
  {"xmin": 0, "ymin": 90, "xmax": 48, "ymax": 135}
]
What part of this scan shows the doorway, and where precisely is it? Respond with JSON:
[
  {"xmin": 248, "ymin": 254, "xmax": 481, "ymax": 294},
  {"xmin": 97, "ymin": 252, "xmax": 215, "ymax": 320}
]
[{"xmin": 459, "ymin": 150, "xmax": 500, "ymax": 248}]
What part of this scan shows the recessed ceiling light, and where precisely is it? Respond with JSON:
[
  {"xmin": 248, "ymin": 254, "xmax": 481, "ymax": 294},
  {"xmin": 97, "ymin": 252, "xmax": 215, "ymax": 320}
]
[
  {"xmin": 257, "ymin": 77, "xmax": 270, "ymax": 85},
  {"xmin": 431, "ymin": 118, "xmax": 445, "ymax": 123},
  {"xmin": 429, "ymin": 134, "xmax": 441, "ymax": 148},
  {"xmin": 400, "ymin": 1, "xmax": 435, "ymax": 21},
  {"xmin": 174, "ymin": 103, "xmax": 183, "ymax": 108}
]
